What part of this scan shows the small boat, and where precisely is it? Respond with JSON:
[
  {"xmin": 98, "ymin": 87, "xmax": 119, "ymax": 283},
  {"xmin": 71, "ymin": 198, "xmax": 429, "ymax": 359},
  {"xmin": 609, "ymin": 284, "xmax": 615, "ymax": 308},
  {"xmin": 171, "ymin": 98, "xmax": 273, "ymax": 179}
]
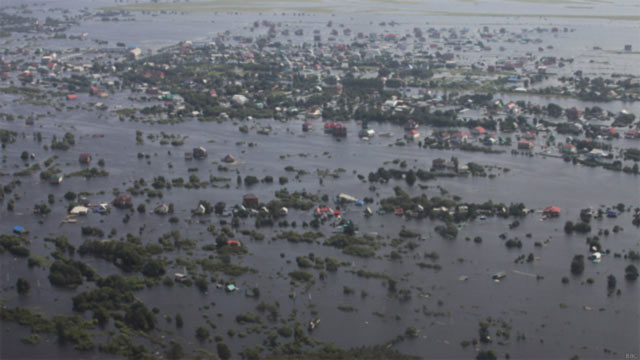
[{"xmin": 492, "ymin": 271, "xmax": 507, "ymax": 280}]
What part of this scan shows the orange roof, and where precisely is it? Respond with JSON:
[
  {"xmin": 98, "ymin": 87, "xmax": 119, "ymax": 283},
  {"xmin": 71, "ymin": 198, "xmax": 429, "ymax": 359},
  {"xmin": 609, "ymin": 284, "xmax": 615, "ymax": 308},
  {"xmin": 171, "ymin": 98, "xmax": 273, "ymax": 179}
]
[{"xmin": 544, "ymin": 206, "xmax": 561, "ymax": 213}]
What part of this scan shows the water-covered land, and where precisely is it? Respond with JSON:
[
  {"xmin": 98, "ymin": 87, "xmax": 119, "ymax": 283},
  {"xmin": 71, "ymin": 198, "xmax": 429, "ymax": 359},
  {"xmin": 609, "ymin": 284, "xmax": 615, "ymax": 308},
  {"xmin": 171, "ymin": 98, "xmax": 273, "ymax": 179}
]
[{"xmin": 0, "ymin": 1, "xmax": 639, "ymax": 359}]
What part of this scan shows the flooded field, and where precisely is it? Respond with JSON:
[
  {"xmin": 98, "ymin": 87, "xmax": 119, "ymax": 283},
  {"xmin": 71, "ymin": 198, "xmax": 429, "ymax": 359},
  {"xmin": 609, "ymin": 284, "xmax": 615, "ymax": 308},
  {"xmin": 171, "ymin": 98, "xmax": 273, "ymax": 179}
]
[{"xmin": 0, "ymin": 0, "xmax": 639, "ymax": 359}]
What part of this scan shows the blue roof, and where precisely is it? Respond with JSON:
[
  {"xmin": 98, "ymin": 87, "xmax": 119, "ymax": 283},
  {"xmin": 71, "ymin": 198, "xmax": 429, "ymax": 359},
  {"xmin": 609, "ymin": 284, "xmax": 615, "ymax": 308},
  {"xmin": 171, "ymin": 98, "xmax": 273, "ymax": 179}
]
[{"xmin": 13, "ymin": 226, "xmax": 24, "ymax": 233}]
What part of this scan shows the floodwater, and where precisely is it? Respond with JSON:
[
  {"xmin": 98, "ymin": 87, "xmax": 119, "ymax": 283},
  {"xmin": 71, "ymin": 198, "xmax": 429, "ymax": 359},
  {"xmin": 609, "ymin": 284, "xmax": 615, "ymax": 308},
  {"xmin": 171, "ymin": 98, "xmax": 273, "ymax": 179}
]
[{"xmin": 1, "ymin": 0, "xmax": 639, "ymax": 359}]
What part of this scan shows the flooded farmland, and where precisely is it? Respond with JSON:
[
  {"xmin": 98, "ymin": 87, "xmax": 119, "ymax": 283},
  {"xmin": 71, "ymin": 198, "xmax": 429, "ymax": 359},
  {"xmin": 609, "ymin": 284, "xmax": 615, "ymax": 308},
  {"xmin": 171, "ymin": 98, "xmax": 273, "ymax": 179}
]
[{"xmin": 0, "ymin": 0, "xmax": 639, "ymax": 359}]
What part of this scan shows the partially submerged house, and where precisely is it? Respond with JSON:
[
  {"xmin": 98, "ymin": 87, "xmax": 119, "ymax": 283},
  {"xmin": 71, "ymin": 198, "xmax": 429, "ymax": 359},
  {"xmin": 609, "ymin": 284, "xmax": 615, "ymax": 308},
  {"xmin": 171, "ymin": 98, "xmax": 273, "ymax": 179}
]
[
  {"xmin": 332, "ymin": 123, "xmax": 347, "ymax": 137},
  {"xmin": 314, "ymin": 207, "xmax": 336, "ymax": 218},
  {"xmin": 404, "ymin": 129, "xmax": 420, "ymax": 140},
  {"xmin": 193, "ymin": 146, "xmax": 208, "ymax": 159},
  {"xmin": 227, "ymin": 240, "xmax": 241, "ymax": 247},
  {"xmin": 586, "ymin": 149, "xmax": 607, "ymax": 159},
  {"xmin": 560, "ymin": 143, "xmax": 576, "ymax": 154},
  {"xmin": 113, "ymin": 194, "xmax": 133, "ymax": 209},
  {"xmin": 154, "ymin": 203, "xmax": 169, "ymax": 215},
  {"xmin": 450, "ymin": 131, "xmax": 469, "ymax": 145},
  {"xmin": 457, "ymin": 164, "xmax": 469, "ymax": 175},
  {"xmin": 243, "ymin": 194, "xmax": 259, "ymax": 208},
  {"xmin": 70, "ymin": 206, "xmax": 89, "ymax": 216},
  {"xmin": 517, "ymin": 140, "xmax": 534, "ymax": 150},
  {"xmin": 433, "ymin": 206, "xmax": 449, "ymax": 216},
  {"xmin": 324, "ymin": 122, "xmax": 336, "ymax": 134},
  {"xmin": 324, "ymin": 122, "xmax": 347, "ymax": 137},
  {"xmin": 78, "ymin": 153, "xmax": 92, "ymax": 164},
  {"xmin": 49, "ymin": 173, "xmax": 64, "ymax": 184},
  {"xmin": 432, "ymin": 158, "xmax": 447, "ymax": 170},
  {"xmin": 221, "ymin": 154, "xmax": 236, "ymax": 163},
  {"xmin": 543, "ymin": 206, "xmax": 561, "ymax": 217},
  {"xmin": 472, "ymin": 126, "xmax": 487, "ymax": 136},
  {"xmin": 624, "ymin": 129, "xmax": 640, "ymax": 139}
]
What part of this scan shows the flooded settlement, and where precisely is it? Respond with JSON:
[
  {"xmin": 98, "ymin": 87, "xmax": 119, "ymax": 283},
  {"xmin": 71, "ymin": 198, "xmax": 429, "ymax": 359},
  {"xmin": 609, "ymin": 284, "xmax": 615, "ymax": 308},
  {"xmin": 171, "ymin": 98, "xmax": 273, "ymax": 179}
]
[{"xmin": 0, "ymin": 0, "xmax": 639, "ymax": 359}]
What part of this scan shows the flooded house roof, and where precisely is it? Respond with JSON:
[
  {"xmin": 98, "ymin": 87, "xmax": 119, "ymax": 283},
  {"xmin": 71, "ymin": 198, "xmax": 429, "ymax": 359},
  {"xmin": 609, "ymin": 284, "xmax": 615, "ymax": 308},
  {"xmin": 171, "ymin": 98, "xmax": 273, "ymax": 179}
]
[{"xmin": 544, "ymin": 206, "xmax": 561, "ymax": 215}]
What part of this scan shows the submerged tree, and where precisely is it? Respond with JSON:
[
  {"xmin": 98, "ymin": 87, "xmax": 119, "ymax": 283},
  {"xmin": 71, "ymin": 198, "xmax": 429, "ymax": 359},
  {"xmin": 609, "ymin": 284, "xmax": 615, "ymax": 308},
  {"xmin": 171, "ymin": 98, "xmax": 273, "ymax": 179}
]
[
  {"xmin": 570, "ymin": 255, "xmax": 584, "ymax": 275},
  {"xmin": 16, "ymin": 277, "xmax": 30, "ymax": 295}
]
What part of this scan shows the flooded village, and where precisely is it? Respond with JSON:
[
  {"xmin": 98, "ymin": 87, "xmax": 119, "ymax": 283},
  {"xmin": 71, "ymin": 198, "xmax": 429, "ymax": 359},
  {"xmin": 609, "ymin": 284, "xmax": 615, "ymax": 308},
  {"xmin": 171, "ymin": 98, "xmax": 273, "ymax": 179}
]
[{"xmin": 0, "ymin": 0, "xmax": 639, "ymax": 359}]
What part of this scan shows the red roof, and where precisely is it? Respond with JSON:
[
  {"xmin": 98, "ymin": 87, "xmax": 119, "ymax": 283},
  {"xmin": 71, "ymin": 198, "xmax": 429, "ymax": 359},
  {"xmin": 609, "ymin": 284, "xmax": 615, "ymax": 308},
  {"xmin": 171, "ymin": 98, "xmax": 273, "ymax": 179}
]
[
  {"xmin": 66, "ymin": 94, "xmax": 77, "ymax": 100},
  {"xmin": 78, "ymin": 153, "xmax": 91, "ymax": 163},
  {"xmin": 544, "ymin": 206, "xmax": 561, "ymax": 214}
]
